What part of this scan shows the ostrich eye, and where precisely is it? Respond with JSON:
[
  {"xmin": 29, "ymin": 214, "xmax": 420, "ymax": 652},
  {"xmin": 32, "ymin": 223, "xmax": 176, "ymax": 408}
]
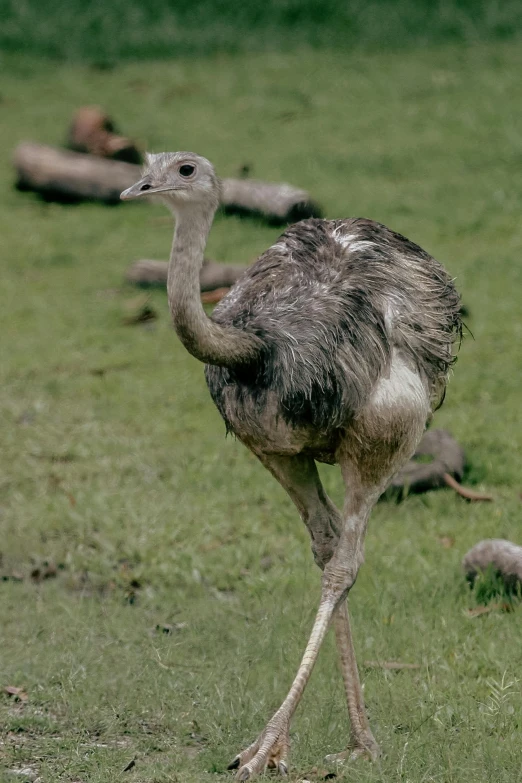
[
  {"xmin": 179, "ymin": 164, "xmax": 195, "ymax": 178},
  {"xmin": 140, "ymin": 183, "xmax": 151, "ymax": 191}
]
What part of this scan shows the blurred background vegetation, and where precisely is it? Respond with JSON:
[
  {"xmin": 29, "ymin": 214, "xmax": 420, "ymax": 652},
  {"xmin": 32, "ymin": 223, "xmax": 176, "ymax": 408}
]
[{"xmin": 1, "ymin": 0, "xmax": 522, "ymax": 61}]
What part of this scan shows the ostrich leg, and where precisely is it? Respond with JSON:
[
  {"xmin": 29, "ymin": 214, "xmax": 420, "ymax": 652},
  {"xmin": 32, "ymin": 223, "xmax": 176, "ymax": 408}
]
[
  {"xmin": 322, "ymin": 415, "xmax": 428, "ymax": 765},
  {"xmin": 261, "ymin": 455, "xmax": 378, "ymax": 760},
  {"xmin": 228, "ymin": 453, "xmax": 376, "ymax": 780},
  {"xmin": 229, "ymin": 589, "xmax": 340, "ymax": 780},
  {"xmin": 328, "ymin": 600, "xmax": 379, "ymax": 762}
]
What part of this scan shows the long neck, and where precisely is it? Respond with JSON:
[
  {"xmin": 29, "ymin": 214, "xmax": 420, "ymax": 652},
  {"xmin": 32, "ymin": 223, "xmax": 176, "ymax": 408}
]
[{"xmin": 167, "ymin": 204, "xmax": 263, "ymax": 367}]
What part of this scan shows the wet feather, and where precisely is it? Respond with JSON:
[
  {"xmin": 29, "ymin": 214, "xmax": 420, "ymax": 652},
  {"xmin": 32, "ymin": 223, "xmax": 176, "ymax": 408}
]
[{"xmin": 205, "ymin": 218, "xmax": 461, "ymax": 437}]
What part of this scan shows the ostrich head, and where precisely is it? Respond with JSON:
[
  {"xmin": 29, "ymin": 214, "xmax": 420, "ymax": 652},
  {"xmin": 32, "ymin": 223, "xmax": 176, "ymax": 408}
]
[{"xmin": 120, "ymin": 151, "xmax": 221, "ymax": 212}]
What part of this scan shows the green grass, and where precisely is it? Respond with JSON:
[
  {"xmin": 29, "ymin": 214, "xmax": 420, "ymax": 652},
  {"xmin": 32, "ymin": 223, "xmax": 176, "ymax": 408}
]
[
  {"xmin": 1, "ymin": 0, "xmax": 522, "ymax": 61},
  {"xmin": 1, "ymin": 39, "xmax": 522, "ymax": 782}
]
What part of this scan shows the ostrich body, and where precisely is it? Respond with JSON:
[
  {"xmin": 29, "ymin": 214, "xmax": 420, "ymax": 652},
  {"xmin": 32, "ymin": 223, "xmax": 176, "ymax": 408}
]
[{"xmin": 121, "ymin": 152, "xmax": 461, "ymax": 780}]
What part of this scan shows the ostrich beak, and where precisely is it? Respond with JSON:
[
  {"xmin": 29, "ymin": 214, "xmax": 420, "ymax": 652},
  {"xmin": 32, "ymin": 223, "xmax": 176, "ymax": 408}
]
[
  {"xmin": 120, "ymin": 179, "xmax": 180, "ymax": 201},
  {"xmin": 120, "ymin": 177, "xmax": 153, "ymax": 201}
]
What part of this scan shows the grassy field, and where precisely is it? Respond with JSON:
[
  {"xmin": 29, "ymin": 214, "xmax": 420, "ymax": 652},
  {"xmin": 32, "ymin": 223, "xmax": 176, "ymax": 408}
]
[
  {"xmin": 1, "ymin": 0, "xmax": 522, "ymax": 61},
  {"xmin": 1, "ymin": 38, "xmax": 522, "ymax": 783}
]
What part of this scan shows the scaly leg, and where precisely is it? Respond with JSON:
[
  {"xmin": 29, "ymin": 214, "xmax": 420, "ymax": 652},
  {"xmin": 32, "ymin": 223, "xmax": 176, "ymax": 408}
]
[
  {"xmin": 228, "ymin": 452, "xmax": 373, "ymax": 780},
  {"xmin": 323, "ymin": 408, "xmax": 428, "ymax": 766},
  {"xmin": 228, "ymin": 593, "xmax": 337, "ymax": 780},
  {"xmin": 228, "ymin": 454, "xmax": 340, "ymax": 778},
  {"xmin": 327, "ymin": 600, "xmax": 379, "ymax": 763}
]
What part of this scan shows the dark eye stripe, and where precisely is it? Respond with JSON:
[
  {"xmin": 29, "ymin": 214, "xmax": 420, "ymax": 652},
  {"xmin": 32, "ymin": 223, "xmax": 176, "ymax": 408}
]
[{"xmin": 179, "ymin": 164, "xmax": 195, "ymax": 177}]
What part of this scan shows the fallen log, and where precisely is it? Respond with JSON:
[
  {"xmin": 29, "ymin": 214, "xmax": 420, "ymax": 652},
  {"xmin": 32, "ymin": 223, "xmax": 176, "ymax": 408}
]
[
  {"xmin": 125, "ymin": 259, "xmax": 248, "ymax": 291},
  {"xmin": 385, "ymin": 429, "xmax": 492, "ymax": 501},
  {"xmin": 221, "ymin": 177, "xmax": 322, "ymax": 224},
  {"xmin": 14, "ymin": 143, "xmax": 322, "ymax": 222},
  {"xmin": 14, "ymin": 142, "xmax": 138, "ymax": 204},
  {"xmin": 386, "ymin": 429, "xmax": 464, "ymax": 498},
  {"xmin": 462, "ymin": 539, "xmax": 522, "ymax": 591},
  {"xmin": 198, "ymin": 261, "xmax": 244, "ymax": 292}
]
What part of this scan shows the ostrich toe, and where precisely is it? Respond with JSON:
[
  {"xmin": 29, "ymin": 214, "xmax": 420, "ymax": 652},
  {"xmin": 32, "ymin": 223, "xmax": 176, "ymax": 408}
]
[
  {"xmin": 325, "ymin": 731, "xmax": 380, "ymax": 765},
  {"xmin": 228, "ymin": 720, "xmax": 290, "ymax": 780}
]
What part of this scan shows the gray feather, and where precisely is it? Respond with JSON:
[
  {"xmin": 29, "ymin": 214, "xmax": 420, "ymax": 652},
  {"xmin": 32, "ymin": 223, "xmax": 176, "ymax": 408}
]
[{"xmin": 205, "ymin": 218, "xmax": 461, "ymax": 437}]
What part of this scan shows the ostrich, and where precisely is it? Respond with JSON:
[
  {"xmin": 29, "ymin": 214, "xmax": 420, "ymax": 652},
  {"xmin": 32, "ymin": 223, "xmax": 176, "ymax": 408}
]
[{"xmin": 121, "ymin": 152, "xmax": 461, "ymax": 780}]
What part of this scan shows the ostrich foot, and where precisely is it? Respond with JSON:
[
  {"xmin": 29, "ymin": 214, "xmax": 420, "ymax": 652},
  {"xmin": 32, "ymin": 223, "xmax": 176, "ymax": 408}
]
[
  {"xmin": 227, "ymin": 718, "xmax": 290, "ymax": 780},
  {"xmin": 325, "ymin": 732, "xmax": 380, "ymax": 765}
]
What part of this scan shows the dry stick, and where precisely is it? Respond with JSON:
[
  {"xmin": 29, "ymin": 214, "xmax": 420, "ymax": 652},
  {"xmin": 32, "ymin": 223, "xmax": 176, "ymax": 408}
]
[
  {"xmin": 200, "ymin": 288, "xmax": 230, "ymax": 304},
  {"xmin": 14, "ymin": 143, "xmax": 322, "ymax": 223},
  {"xmin": 442, "ymin": 472, "xmax": 493, "ymax": 501},
  {"xmin": 464, "ymin": 603, "xmax": 511, "ymax": 618},
  {"xmin": 363, "ymin": 661, "xmax": 421, "ymax": 671}
]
